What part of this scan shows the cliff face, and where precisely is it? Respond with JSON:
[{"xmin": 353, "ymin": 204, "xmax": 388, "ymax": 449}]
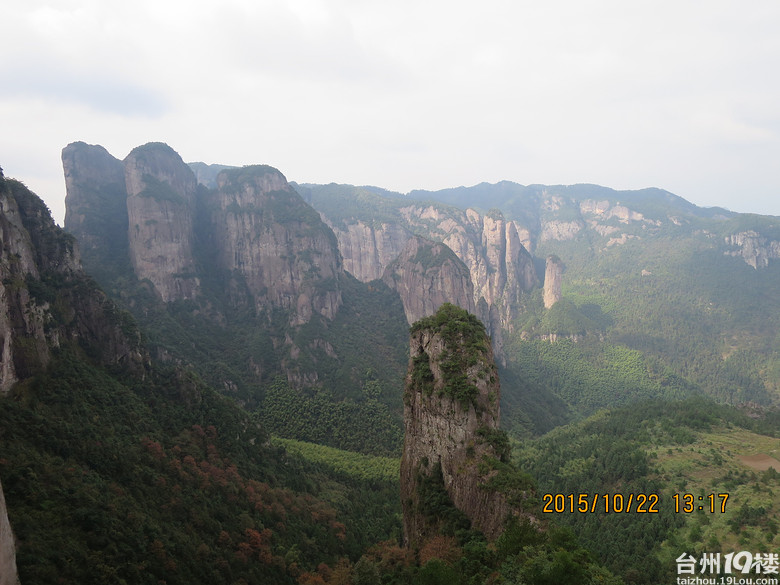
[
  {"xmin": 0, "ymin": 478, "xmax": 18, "ymax": 585},
  {"xmin": 0, "ymin": 170, "xmax": 149, "ymax": 583},
  {"xmin": 382, "ymin": 235, "xmax": 475, "ymax": 325},
  {"xmin": 319, "ymin": 199, "xmax": 538, "ymax": 335},
  {"xmin": 724, "ymin": 231, "xmax": 780, "ymax": 269},
  {"xmin": 1, "ymin": 170, "xmax": 146, "ymax": 394},
  {"xmin": 0, "ymin": 179, "xmax": 51, "ymax": 391},
  {"xmin": 211, "ymin": 166, "xmax": 343, "ymax": 325},
  {"xmin": 124, "ymin": 143, "xmax": 201, "ymax": 302},
  {"xmin": 401, "ymin": 304, "xmax": 511, "ymax": 546},
  {"xmin": 64, "ymin": 143, "xmax": 346, "ymax": 328},
  {"xmin": 449, "ymin": 209, "xmax": 538, "ymax": 328},
  {"xmin": 543, "ymin": 256, "xmax": 563, "ymax": 309},
  {"xmin": 62, "ymin": 142, "xmax": 128, "ymax": 263},
  {"xmin": 325, "ymin": 219, "xmax": 410, "ymax": 282}
]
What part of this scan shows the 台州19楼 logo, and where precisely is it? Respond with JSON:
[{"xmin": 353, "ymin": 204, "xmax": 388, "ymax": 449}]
[{"xmin": 676, "ymin": 552, "xmax": 779, "ymax": 585}]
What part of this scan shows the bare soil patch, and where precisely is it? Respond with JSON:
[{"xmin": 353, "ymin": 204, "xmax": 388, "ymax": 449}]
[{"xmin": 739, "ymin": 453, "xmax": 780, "ymax": 471}]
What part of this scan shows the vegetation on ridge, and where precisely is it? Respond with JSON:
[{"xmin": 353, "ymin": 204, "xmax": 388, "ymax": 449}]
[{"xmin": 410, "ymin": 304, "xmax": 493, "ymax": 408}]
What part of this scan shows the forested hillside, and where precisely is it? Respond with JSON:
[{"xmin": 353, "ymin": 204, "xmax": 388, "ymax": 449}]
[{"xmin": 0, "ymin": 168, "xmax": 402, "ymax": 583}]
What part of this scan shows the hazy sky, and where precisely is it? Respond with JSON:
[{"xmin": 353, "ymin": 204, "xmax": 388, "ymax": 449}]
[{"xmin": 2, "ymin": 0, "xmax": 779, "ymax": 224}]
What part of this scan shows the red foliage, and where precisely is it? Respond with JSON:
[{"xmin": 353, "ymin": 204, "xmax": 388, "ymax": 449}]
[
  {"xmin": 365, "ymin": 540, "xmax": 414, "ymax": 572},
  {"xmin": 418, "ymin": 534, "xmax": 461, "ymax": 566},
  {"xmin": 298, "ymin": 572, "xmax": 326, "ymax": 585},
  {"xmin": 316, "ymin": 562, "xmax": 332, "ymax": 581},
  {"xmin": 141, "ymin": 437, "xmax": 166, "ymax": 461}
]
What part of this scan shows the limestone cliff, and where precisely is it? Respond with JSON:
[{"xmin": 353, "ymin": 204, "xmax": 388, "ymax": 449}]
[
  {"xmin": 62, "ymin": 142, "xmax": 129, "ymax": 269},
  {"xmin": 446, "ymin": 209, "xmax": 538, "ymax": 328},
  {"xmin": 211, "ymin": 166, "xmax": 343, "ymax": 325},
  {"xmin": 64, "ymin": 144, "xmax": 345, "ymax": 328},
  {"xmin": 124, "ymin": 143, "xmax": 200, "ymax": 302},
  {"xmin": 401, "ymin": 304, "xmax": 512, "ymax": 546},
  {"xmin": 324, "ymin": 218, "xmax": 410, "ymax": 282},
  {"xmin": 381, "ymin": 235, "xmax": 475, "ymax": 325},
  {"xmin": 0, "ymin": 168, "xmax": 145, "ymax": 394},
  {"xmin": 543, "ymin": 255, "xmax": 563, "ymax": 309},
  {"xmin": 724, "ymin": 231, "xmax": 780, "ymax": 269},
  {"xmin": 0, "ymin": 478, "xmax": 18, "ymax": 585},
  {"xmin": 313, "ymin": 192, "xmax": 539, "ymax": 334}
]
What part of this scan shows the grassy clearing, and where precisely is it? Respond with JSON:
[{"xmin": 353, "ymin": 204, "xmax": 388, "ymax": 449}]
[
  {"xmin": 650, "ymin": 426, "xmax": 780, "ymax": 561},
  {"xmin": 273, "ymin": 437, "xmax": 400, "ymax": 483}
]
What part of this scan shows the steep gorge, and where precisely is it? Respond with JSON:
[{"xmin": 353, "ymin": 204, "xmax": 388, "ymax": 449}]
[{"xmin": 61, "ymin": 143, "xmax": 408, "ymax": 410}]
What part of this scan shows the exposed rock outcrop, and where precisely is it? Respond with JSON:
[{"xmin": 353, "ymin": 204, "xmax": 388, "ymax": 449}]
[
  {"xmin": 62, "ymin": 142, "xmax": 129, "ymax": 264},
  {"xmin": 444, "ymin": 209, "xmax": 538, "ymax": 330},
  {"xmin": 539, "ymin": 219, "xmax": 583, "ymax": 242},
  {"xmin": 326, "ymin": 219, "xmax": 410, "ymax": 282},
  {"xmin": 543, "ymin": 256, "xmax": 563, "ymax": 309},
  {"xmin": 724, "ymin": 231, "xmax": 780, "ymax": 269},
  {"xmin": 211, "ymin": 166, "xmax": 343, "ymax": 325},
  {"xmin": 124, "ymin": 143, "xmax": 201, "ymax": 302},
  {"xmin": 401, "ymin": 304, "xmax": 512, "ymax": 546},
  {"xmin": 579, "ymin": 199, "xmax": 650, "ymax": 223},
  {"xmin": 321, "ymin": 202, "xmax": 538, "ymax": 333},
  {"xmin": 64, "ymin": 143, "xmax": 346, "ymax": 328},
  {"xmin": 1, "ymin": 168, "xmax": 146, "ymax": 394},
  {"xmin": 382, "ymin": 236, "xmax": 475, "ymax": 325},
  {"xmin": 0, "ymin": 478, "xmax": 19, "ymax": 585}
]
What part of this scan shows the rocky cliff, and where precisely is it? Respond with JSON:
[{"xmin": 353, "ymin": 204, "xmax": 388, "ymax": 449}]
[
  {"xmin": 210, "ymin": 166, "xmax": 343, "ymax": 325},
  {"xmin": 308, "ymin": 186, "xmax": 539, "ymax": 335},
  {"xmin": 0, "ymin": 168, "xmax": 149, "ymax": 583},
  {"xmin": 724, "ymin": 230, "xmax": 780, "ymax": 269},
  {"xmin": 401, "ymin": 304, "xmax": 512, "ymax": 546},
  {"xmin": 1, "ymin": 169, "xmax": 145, "ymax": 393},
  {"xmin": 64, "ymin": 143, "xmax": 345, "ymax": 327},
  {"xmin": 381, "ymin": 235, "xmax": 475, "ymax": 325},
  {"xmin": 324, "ymin": 218, "xmax": 410, "ymax": 282},
  {"xmin": 124, "ymin": 143, "xmax": 201, "ymax": 302},
  {"xmin": 543, "ymin": 255, "xmax": 563, "ymax": 309},
  {"xmin": 62, "ymin": 142, "xmax": 129, "ymax": 271},
  {"xmin": 0, "ymin": 478, "xmax": 18, "ymax": 585},
  {"xmin": 446, "ymin": 209, "xmax": 538, "ymax": 328}
]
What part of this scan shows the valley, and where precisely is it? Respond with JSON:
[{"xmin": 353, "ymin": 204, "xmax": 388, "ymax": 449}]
[{"xmin": 0, "ymin": 143, "xmax": 778, "ymax": 584}]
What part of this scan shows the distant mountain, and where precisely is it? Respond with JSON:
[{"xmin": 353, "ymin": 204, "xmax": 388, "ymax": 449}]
[{"xmin": 303, "ymin": 180, "xmax": 780, "ymax": 434}]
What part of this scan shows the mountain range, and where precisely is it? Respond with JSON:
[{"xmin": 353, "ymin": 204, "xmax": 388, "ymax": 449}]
[{"xmin": 0, "ymin": 141, "xmax": 778, "ymax": 584}]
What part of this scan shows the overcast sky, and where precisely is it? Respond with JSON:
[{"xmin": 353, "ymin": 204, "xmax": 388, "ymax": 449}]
[{"xmin": 2, "ymin": 0, "xmax": 779, "ymax": 224}]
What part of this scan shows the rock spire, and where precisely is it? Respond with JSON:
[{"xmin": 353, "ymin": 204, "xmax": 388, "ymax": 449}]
[{"xmin": 400, "ymin": 304, "xmax": 513, "ymax": 546}]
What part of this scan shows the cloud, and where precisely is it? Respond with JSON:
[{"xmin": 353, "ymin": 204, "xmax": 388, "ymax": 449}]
[
  {"xmin": 1, "ymin": 0, "xmax": 780, "ymax": 221},
  {"xmin": 0, "ymin": 64, "xmax": 169, "ymax": 117}
]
